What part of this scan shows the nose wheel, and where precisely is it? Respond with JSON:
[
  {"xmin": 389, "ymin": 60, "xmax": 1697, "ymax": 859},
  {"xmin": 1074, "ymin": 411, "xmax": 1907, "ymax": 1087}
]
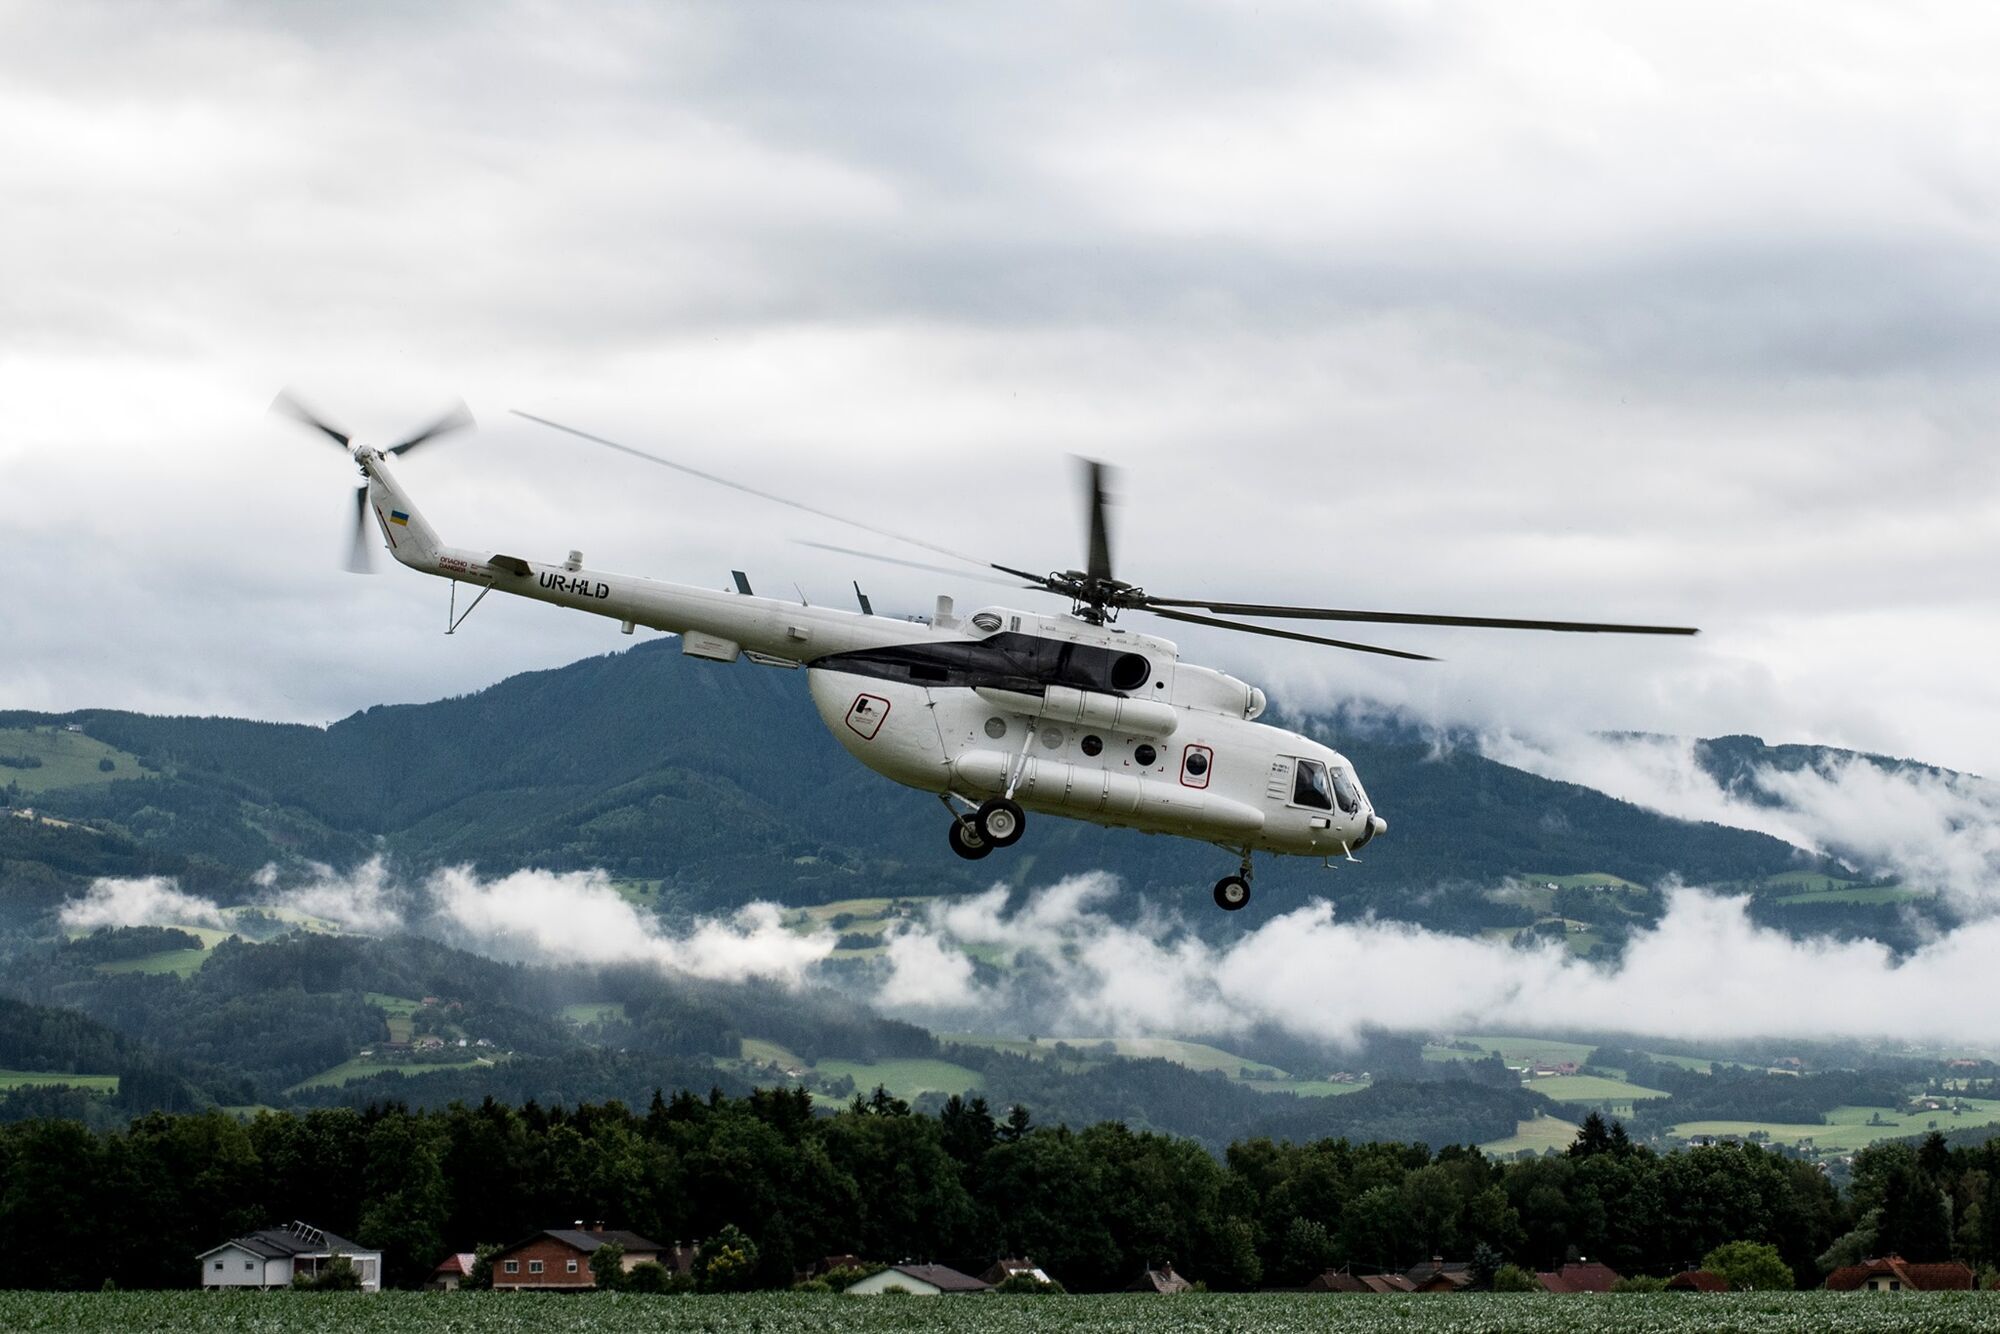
[
  {"xmin": 948, "ymin": 818, "xmax": 992, "ymax": 860},
  {"xmin": 1212, "ymin": 852, "xmax": 1254, "ymax": 911}
]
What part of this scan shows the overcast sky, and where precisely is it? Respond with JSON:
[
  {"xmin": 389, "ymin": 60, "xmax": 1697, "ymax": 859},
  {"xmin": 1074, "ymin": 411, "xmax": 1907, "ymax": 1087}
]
[{"xmin": 5, "ymin": 1, "xmax": 1999, "ymax": 779}]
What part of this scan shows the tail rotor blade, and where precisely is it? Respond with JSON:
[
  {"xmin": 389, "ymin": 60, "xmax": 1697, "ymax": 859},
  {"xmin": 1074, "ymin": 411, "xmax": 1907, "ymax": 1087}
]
[
  {"xmin": 1082, "ymin": 458, "xmax": 1114, "ymax": 583},
  {"xmin": 270, "ymin": 390, "xmax": 350, "ymax": 450},
  {"xmin": 346, "ymin": 485, "xmax": 375, "ymax": 574},
  {"xmin": 388, "ymin": 400, "xmax": 475, "ymax": 456}
]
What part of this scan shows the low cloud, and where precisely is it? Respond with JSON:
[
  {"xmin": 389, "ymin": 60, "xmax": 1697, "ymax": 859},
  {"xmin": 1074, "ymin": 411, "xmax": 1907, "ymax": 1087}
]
[
  {"xmin": 1483, "ymin": 731, "xmax": 2000, "ymax": 914},
  {"xmin": 59, "ymin": 876, "xmax": 227, "ymax": 932},
  {"xmin": 872, "ymin": 875, "xmax": 2000, "ymax": 1047},
  {"xmin": 426, "ymin": 865, "xmax": 834, "ymax": 984},
  {"xmin": 60, "ymin": 863, "xmax": 833, "ymax": 987}
]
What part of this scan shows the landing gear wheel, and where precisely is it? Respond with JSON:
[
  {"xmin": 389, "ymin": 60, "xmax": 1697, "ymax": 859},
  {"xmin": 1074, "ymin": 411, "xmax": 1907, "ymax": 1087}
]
[
  {"xmin": 1213, "ymin": 875, "xmax": 1251, "ymax": 911},
  {"xmin": 948, "ymin": 819, "xmax": 993, "ymax": 860},
  {"xmin": 975, "ymin": 797, "xmax": 1026, "ymax": 848}
]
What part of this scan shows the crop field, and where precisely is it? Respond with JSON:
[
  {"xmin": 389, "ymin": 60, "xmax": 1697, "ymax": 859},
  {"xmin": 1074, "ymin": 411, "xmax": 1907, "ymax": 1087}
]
[
  {"xmin": 287, "ymin": 1053, "xmax": 495, "ymax": 1093},
  {"xmin": 0, "ymin": 1069, "xmax": 119, "ymax": 1094},
  {"xmin": 0, "ymin": 725, "xmax": 146, "ymax": 793},
  {"xmin": 4, "ymin": 1292, "xmax": 2000, "ymax": 1333},
  {"xmin": 813, "ymin": 1058, "xmax": 984, "ymax": 1099},
  {"xmin": 1674, "ymin": 1099, "xmax": 2000, "ymax": 1153},
  {"xmin": 95, "ymin": 947, "xmax": 209, "ymax": 977},
  {"xmin": 1482, "ymin": 1111, "xmax": 1582, "ymax": 1156},
  {"xmin": 1527, "ymin": 1075, "xmax": 1672, "ymax": 1107}
]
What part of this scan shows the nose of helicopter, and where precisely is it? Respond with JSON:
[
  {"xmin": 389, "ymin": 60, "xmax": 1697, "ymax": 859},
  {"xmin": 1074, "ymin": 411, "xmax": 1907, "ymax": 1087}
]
[{"xmin": 1370, "ymin": 814, "xmax": 1387, "ymax": 837}]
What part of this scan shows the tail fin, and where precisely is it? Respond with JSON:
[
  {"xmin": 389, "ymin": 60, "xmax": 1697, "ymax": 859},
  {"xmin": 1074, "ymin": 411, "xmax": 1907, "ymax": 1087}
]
[{"xmin": 362, "ymin": 454, "xmax": 444, "ymax": 571}]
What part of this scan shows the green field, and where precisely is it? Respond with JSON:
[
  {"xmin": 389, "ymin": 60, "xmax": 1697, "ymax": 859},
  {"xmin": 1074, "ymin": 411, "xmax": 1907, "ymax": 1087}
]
[
  {"xmin": 0, "ymin": 1069, "xmax": 119, "ymax": 1094},
  {"xmin": 812, "ymin": 1058, "xmax": 983, "ymax": 1100},
  {"xmin": 1527, "ymin": 1074, "xmax": 1671, "ymax": 1107},
  {"xmin": 1673, "ymin": 1100, "xmax": 2000, "ymax": 1153},
  {"xmin": 288, "ymin": 1054, "xmax": 494, "ymax": 1093},
  {"xmin": 0, "ymin": 725, "xmax": 147, "ymax": 794},
  {"xmin": 740, "ymin": 1039, "xmax": 809, "ymax": 1071},
  {"xmin": 1430, "ymin": 1034, "xmax": 1599, "ymax": 1068},
  {"xmin": 559, "ymin": 1002, "xmax": 628, "ymax": 1025},
  {"xmin": 939, "ymin": 1031, "xmax": 1358, "ymax": 1095},
  {"xmin": 96, "ymin": 948, "xmax": 212, "ymax": 980},
  {"xmin": 364, "ymin": 993, "xmax": 420, "ymax": 1042},
  {"xmin": 4, "ymin": 1292, "xmax": 1998, "ymax": 1333},
  {"xmin": 1482, "ymin": 1111, "xmax": 1582, "ymax": 1156}
]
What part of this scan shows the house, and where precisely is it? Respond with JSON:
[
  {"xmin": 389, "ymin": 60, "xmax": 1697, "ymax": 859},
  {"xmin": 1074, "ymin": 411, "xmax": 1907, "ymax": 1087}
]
[
  {"xmin": 1666, "ymin": 1269, "xmax": 1728, "ymax": 1292},
  {"xmin": 1125, "ymin": 1262, "xmax": 1193, "ymax": 1293},
  {"xmin": 845, "ymin": 1263, "xmax": 991, "ymax": 1295},
  {"xmin": 980, "ymin": 1256, "xmax": 1052, "ymax": 1286},
  {"xmin": 1304, "ymin": 1269, "xmax": 1373, "ymax": 1293},
  {"xmin": 428, "ymin": 1252, "xmax": 476, "ymax": 1290},
  {"xmin": 1538, "ymin": 1261, "xmax": 1621, "ymax": 1293},
  {"xmin": 197, "ymin": 1220, "xmax": 382, "ymax": 1291},
  {"xmin": 489, "ymin": 1226, "xmax": 665, "ymax": 1290},
  {"xmin": 1405, "ymin": 1257, "xmax": 1473, "ymax": 1291},
  {"xmin": 1825, "ymin": 1256, "xmax": 1975, "ymax": 1292}
]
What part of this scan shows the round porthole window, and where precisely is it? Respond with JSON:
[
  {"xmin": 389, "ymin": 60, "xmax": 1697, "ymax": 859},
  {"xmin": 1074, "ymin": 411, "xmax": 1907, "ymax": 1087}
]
[
  {"xmin": 1041, "ymin": 728, "xmax": 1064, "ymax": 749},
  {"xmin": 1081, "ymin": 734, "xmax": 1103, "ymax": 757},
  {"xmin": 1134, "ymin": 743, "xmax": 1158, "ymax": 766},
  {"xmin": 984, "ymin": 717, "xmax": 1008, "ymax": 739},
  {"xmin": 1111, "ymin": 653, "xmax": 1151, "ymax": 692},
  {"xmin": 1185, "ymin": 750, "xmax": 1209, "ymax": 777}
]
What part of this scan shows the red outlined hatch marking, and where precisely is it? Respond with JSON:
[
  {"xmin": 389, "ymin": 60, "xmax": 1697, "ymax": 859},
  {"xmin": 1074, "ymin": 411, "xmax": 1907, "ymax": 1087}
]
[{"xmin": 845, "ymin": 693, "xmax": 891, "ymax": 740}]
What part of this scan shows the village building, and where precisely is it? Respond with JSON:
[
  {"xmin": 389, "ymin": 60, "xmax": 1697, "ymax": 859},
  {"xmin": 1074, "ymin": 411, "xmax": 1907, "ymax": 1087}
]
[
  {"xmin": 845, "ymin": 1262, "xmax": 991, "ymax": 1295},
  {"xmin": 1405, "ymin": 1257, "xmax": 1473, "ymax": 1291},
  {"xmin": 1125, "ymin": 1262, "xmax": 1193, "ymax": 1293},
  {"xmin": 980, "ymin": 1256, "xmax": 1053, "ymax": 1286},
  {"xmin": 428, "ymin": 1252, "xmax": 476, "ymax": 1290},
  {"xmin": 488, "ymin": 1226, "xmax": 665, "ymax": 1290},
  {"xmin": 1538, "ymin": 1260, "xmax": 1621, "ymax": 1293},
  {"xmin": 197, "ymin": 1221, "xmax": 381, "ymax": 1292},
  {"xmin": 1666, "ymin": 1269, "xmax": 1729, "ymax": 1292},
  {"xmin": 1824, "ymin": 1256, "xmax": 1975, "ymax": 1292}
]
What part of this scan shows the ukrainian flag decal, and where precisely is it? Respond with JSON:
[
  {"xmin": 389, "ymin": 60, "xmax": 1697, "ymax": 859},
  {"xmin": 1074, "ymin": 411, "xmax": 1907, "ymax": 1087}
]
[{"xmin": 389, "ymin": 510, "xmax": 410, "ymax": 527}]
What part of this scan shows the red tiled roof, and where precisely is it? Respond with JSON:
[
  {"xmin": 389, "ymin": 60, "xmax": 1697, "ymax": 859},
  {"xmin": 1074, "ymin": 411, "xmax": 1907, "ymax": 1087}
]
[
  {"xmin": 1539, "ymin": 1261, "xmax": 1621, "ymax": 1293},
  {"xmin": 1666, "ymin": 1269, "xmax": 1727, "ymax": 1292},
  {"xmin": 1826, "ymin": 1256, "xmax": 1974, "ymax": 1292}
]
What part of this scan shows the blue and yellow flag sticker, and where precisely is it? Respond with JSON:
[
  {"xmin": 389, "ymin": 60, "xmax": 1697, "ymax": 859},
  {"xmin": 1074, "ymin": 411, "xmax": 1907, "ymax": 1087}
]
[{"xmin": 389, "ymin": 510, "xmax": 410, "ymax": 527}]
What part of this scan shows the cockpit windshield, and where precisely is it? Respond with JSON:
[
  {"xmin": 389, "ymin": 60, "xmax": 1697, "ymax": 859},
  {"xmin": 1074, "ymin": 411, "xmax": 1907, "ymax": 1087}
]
[
  {"xmin": 1330, "ymin": 765, "xmax": 1362, "ymax": 815},
  {"xmin": 1292, "ymin": 759, "xmax": 1334, "ymax": 811}
]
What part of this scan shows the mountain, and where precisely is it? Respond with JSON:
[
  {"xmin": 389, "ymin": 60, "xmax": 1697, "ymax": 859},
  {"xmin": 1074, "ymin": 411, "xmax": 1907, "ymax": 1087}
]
[{"xmin": 2, "ymin": 638, "xmax": 1833, "ymax": 927}]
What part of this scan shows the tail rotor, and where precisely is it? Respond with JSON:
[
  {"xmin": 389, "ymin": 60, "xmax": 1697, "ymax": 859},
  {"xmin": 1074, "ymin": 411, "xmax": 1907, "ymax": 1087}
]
[{"xmin": 270, "ymin": 390, "xmax": 473, "ymax": 574}]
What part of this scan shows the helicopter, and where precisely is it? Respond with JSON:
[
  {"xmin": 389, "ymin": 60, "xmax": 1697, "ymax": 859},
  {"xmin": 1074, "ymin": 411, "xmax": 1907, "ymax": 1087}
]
[{"xmin": 273, "ymin": 393, "xmax": 1697, "ymax": 911}]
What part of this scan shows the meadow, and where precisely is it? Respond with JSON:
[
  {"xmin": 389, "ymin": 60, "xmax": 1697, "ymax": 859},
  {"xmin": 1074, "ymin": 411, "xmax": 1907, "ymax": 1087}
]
[{"xmin": 2, "ymin": 1292, "xmax": 1998, "ymax": 1333}]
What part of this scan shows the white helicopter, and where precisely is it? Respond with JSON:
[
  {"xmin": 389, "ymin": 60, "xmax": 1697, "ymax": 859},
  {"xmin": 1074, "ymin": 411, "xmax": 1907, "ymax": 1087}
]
[{"xmin": 274, "ymin": 394, "xmax": 1697, "ymax": 911}]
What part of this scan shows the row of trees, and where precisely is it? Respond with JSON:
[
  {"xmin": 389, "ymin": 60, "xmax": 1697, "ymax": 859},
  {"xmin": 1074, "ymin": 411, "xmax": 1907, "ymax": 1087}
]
[{"xmin": 3, "ymin": 1089, "xmax": 1997, "ymax": 1293}]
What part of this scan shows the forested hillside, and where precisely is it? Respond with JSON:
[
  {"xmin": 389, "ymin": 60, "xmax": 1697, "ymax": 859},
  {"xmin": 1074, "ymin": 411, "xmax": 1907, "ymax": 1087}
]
[{"xmin": 1, "ymin": 639, "xmax": 1832, "ymax": 926}]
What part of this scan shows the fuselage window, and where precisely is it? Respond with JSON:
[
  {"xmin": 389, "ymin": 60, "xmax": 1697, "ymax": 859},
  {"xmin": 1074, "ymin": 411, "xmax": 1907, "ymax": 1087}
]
[
  {"xmin": 1330, "ymin": 765, "xmax": 1362, "ymax": 814},
  {"xmin": 1293, "ymin": 758, "xmax": 1334, "ymax": 810}
]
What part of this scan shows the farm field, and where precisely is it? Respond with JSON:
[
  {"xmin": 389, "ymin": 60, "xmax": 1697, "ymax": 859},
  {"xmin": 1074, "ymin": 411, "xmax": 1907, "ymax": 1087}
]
[
  {"xmin": 1674, "ymin": 1099, "xmax": 2000, "ymax": 1153},
  {"xmin": 559, "ymin": 1002, "xmax": 627, "ymax": 1025},
  {"xmin": 0, "ymin": 725, "xmax": 146, "ymax": 793},
  {"xmin": 1482, "ymin": 1111, "xmax": 1582, "ymax": 1156},
  {"xmin": 1527, "ymin": 1074, "xmax": 1671, "ymax": 1108},
  {"xmin": 4, "ymin": 1292, "xmax": 2000, "ymax": 1333},
  {"xmin": 288, "ymin": 1053, "xmax": 495, "ymax": 1093},
  {"xmin": 95, "ymin": 947, "xmax": 209, "ymax": 977},
  {"xmin": 0, "ymin": 1069, "xmax": 119, "ymax": 1094},
  {"xmin": 812, "ymin": 1058, "xmax": 983, "ymax": 1099},
  {"xmin": 940, "ymin": 1032, "xmax": 1365, "ymax": 1097}
]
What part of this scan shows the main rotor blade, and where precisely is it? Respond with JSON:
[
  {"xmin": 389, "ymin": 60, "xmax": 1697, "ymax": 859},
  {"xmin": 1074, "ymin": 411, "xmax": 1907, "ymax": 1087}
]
[
  {"xmin": 793, "ymin": 540, "xmax": 1040, "ymax": 591},
  {"xmin": 1142, "ymin": 596, "xmax": 1698, "ymax": 637},
  {"xmin": 1082, "ymin": 458, "xmax": 1114, "ymax": 583},
  {"xmin": 270, "ymin": 390, "xmax": 350, "ymax": 449},
  {"xmin": 388, "ymin": 400, "xmax": 475, "ymax": 456},
  {"xmin": 1146, "ymin": 607, "xmax": 1437, "ymax": 661},
  {"xmin": 513, "ymin": 410, "xmax": 1015, "ymax": 575},
  {"xmin": 345, "ymin": 485, "xmax": 374, "ymax": 574}
]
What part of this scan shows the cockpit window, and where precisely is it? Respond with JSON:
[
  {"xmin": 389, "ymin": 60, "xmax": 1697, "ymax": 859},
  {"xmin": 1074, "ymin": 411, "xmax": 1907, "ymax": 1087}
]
[
  {"xmin": 1330, "ymin": 765, "xmax": 1362, "ymax": 814},
  {"xmin": 1292, "ymin": 758, "xmax": 1334, "ymax": 811}
]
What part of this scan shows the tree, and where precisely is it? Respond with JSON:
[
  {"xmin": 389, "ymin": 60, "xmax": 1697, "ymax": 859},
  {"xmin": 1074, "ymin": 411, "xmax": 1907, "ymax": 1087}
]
[
  {"xmin": 1278, "ymin": 1217, "xmax": 1337, "ymax": 1283},
  {"xmin": 1569, "ymin": 1111, "xmax": 1613, "ymax": 1159},
  {"xmin": 1702, "ymin": 1240, "xmax": 1793, "ymax": 1292},
  {"xmin": 696, "ymin": 1224, "xmax": 760, "ymax": 1292},
  {"xmin": 1492, "ymin": 1263, "xmax": 1541, "ymax": 1291},
  {"xmin": 292, "ymin": 1254, "xmax": 363, "ymax": 1291},
  {"xmin": 591, "ymin": 1240, "xmax": 627, "ymax": 1290},
  {"xmin": 463, "ymin": 1242, "xmax": 501, "ymax": 1290}
]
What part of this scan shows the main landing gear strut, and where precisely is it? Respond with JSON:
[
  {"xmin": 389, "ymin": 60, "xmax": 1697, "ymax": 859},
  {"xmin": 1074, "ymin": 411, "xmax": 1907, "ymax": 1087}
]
[
  {"xmin": 943, "ymin": 795, "xmax": 1026, "ymax": 861},
  {"xmin": 1213, "ymin": 852, "xmax": 1254, "ymax": 911}
]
